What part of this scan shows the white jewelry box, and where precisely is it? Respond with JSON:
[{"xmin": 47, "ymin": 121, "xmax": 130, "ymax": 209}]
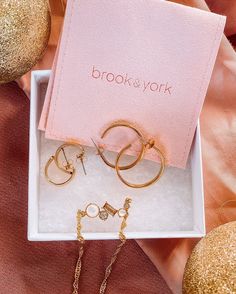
[{"xmin": 28, "ymin": 70, "xmax": 205, "ymax": 241}]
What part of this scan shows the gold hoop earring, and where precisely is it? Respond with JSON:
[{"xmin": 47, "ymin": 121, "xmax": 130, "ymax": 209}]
[
  {"xmin": 44, "ymin": 155, "xmax": 75, "ymax": 186},
  {"xmin": 92, "ymin": 121, "xmax": 145, "ymax": 170},
  {"xmin": 45, "ymin": 142, "xmax": 86, "ymax": 186},
  {"xmin": 54, "ymin": 142, "xmax": 87, "ymax": 175},
  {"xmin": 115, "ymin": 139, "xmax": 165, "ymax": 188}
]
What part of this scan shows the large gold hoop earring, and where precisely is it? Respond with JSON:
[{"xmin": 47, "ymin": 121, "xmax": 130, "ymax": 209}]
[
  {"xmin": 93, "ymin": 121, "xmax": 145, "ymax": 170},
  {"xmin": 44, "ymin": 155, "xmax": 75, "ymax": 186},
  {"xmin": 115, "ymin": 139, "xmax": 165, "ymax": 188}
]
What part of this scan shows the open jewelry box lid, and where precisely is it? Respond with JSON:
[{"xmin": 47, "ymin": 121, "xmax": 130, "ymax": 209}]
[{"xmin": 28, "ymin": 70, "xmax": 205, "ymax": 241}]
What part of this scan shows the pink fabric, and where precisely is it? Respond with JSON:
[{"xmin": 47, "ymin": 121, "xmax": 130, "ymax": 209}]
[
  {"xmin": 38, "ymin": 43, "xmax": 59, "ymax": 131},
  {"xmin": 41, "ymin": 0, "xmax": 225, "ymax": 169}
]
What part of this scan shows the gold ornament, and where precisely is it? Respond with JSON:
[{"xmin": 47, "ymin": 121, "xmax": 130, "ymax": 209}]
[
  {"xmin": 183, "ymin": 221, "xmax": 236, "ymax": 293},
  {"xmin": 0, "ymin": 0, "xmax": 51, "ymax": 83}
]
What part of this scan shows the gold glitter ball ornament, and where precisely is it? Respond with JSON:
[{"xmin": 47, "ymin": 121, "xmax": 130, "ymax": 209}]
[
  {"xmin": 183, "ymin": 221, "xmax": 236, "ymax": 294},
  {"xmin": 0, "ymin": 0, "xmax": 51, "ymax": 83}
]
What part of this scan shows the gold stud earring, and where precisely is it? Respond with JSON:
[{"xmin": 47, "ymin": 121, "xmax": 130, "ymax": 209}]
[
  {"xmin": 115, "ymin": 138, "xmax": 165, "ymax": 188},
  {"xmin": 92, "ymin": 121, "xmax": 145, "ymax": 170}
]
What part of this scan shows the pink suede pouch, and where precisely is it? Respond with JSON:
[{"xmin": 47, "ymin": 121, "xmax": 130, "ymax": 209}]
[
  {"xmin": 42, "ymin": 0, "xmax": 225, "ymax": 168},
  {"xmin": 38, "ymin": 42, "xmax": 59, "ymax": 131}
]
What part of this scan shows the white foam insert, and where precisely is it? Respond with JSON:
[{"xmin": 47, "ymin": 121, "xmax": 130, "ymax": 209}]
[{"xmin": 28, "ymin": 70, "xmax": 205, "ymax": 240}]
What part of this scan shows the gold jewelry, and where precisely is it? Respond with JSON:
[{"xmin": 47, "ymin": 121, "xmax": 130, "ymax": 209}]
[
  {"xmin": 54, "ymin": 142, "xmax": 86, "ymax": 175},
  {"xmin": 92, "ymin": 121, "xmax": 145, "ymax": 170},
  {"xmin": 73, "ymin": 198, "xmax": 132, "ymax": 294},
  {"xmin": 115, "ymin": 138, "xmax": 165, "ymax": 188},
  {"xmin": 94, "ymin": 120, "xmax": 165, "ymax": 188},
  {"xmin": 44, "ymin": 142, "xmax": 86, "ymax": 186},
  {"xmin": 44, "ymin": 155, "xmax": 75, "ymax": 186}
]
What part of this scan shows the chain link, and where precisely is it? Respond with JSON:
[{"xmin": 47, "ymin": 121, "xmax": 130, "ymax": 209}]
[
  {"xmin": 72, "ymin": 244, "xmax": 84, "ymax": 294},
  {"xmin": 99, "ymin": 239, "xmax": 126, "ymax": 294},
  {"xmin": 72, "ymin": 198, "xmax": 131, "ymax": 294}
]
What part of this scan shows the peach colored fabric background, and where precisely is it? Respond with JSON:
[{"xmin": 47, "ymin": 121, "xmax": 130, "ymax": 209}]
[{"xmin": 1, "ymin": 0, "xmax": 235, "ymax": 293}]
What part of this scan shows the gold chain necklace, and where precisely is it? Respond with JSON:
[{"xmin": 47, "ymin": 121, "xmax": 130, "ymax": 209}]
[{"xmin": 72, "ymin": 198, "xmax": 132, "ymax": 294}]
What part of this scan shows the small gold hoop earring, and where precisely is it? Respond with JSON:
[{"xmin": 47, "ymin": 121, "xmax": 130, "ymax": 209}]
[
  {"xmin": 54, "ymin": 142, "xmax": 87, "ymax": 175},
  {"xmin": 44, "ymin": 155, "xmax": 75, "ymax": 186},
  {"xmin": 115, "ymin": 139, "xmax": 165, "ymax": 188},
  {"xmin": 92, "ymin": 121, "xmax": 145, "ymax": 170}
]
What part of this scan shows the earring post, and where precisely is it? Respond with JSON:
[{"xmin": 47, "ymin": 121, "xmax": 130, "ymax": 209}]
[
  {"xmin": 61, "ymin": 147, "xmax": 69, "ymax": 165},
  {"xmin": 80, "ymin": 157, "xmax": 87, "ymax": 176},
  {"xmin": 91, "ymin": 138, "xmax": 103, "ymax": 156},
  {"xmin": 76, "ymin": 154, "xmax": 87, "ymax": 175}
]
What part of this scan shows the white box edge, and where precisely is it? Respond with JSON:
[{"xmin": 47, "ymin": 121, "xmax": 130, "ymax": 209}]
[{"xmin": 28, "ymin": 70, "xmax": 205, "ymax": 241}]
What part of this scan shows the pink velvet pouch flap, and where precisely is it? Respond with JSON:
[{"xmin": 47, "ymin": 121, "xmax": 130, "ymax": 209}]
[{"xmin": 42, "ymin": 0, "xmax": 225, "ymax": 168}]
